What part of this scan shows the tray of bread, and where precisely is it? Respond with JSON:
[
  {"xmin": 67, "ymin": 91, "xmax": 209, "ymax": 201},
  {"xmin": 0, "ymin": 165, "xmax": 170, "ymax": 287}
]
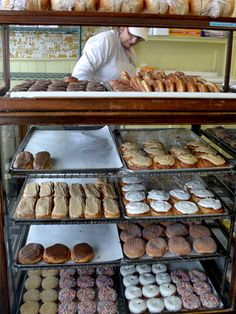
[
  {"xmin": 118, "ymin": 175, "xmax": 231, "ymax": 221},
  {"xmin": 12, "ymin": 177, "xmax": 122, "ymax": 223},
  {"xmin": 16, "ymin": 224, "xmax": 123, "ymax": 269},
  {"xmin": 115, "ymin": 128, "xmax": 234, "ymax": 174},
  {"xmin": 10, "ymin": 125, "xmax": 123, "ymax": 174},
  {"xmin": 18, "ymin": 265, "xmax": 126, "ymax": 314},
  {"xmin": 118, "ymin": 221, "xmax": 225, "ymax": 264},
  {"xmin": 120, "ymin": 261, "xmax": 224, "ymax": 313},
  {"xmin": 202, "ymin": 127, "xmax": 236, "ymax": 159}
]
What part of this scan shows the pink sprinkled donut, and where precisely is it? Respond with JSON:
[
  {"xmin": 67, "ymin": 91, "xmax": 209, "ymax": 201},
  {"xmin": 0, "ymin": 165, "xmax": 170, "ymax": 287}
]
[
  {"xmin": 193, "ymin": 281, "xmax": 211, "ymax": 296},
  {"xmin": 77, "ymin": 287, "xmax": 96, "ymax": 302},
  {"xmin": 59, "ymin": 276, "xmax": 76, "ymax": 289},
  {"xmin": 58, "ymin": 301, "xmax": 77, "ymax": 314},
  {"xmin": 170, "ymin": 269, "xmax": 190, "ymax": 284},
  {"xmin": 77, "ymin": 300, "xmax": 96, "ymax": 314},
  {"xmin": 189, "ymin": 269, "xmax": 207, "ymax": 282},
  {"xmin": 77, "ymin": 275, "xmax": 95, "ymax": 288},
  {"xmin": 96, "ymin": 266, "xmax": 115, "ymax": 276},
  {"xmin": 60, "ymin": 269, "xmax": 76, "ymax": 277},
  {"xmin": 97, "ymin": 300, "xmax": 118, "ymax": 314},
  {"xmin": 77, "ymin": 267, "xmax": 95, "ymax": 276},
  {"xmin": 96, "ymin": 275, "xmax": 114, "ymax": 289},
  {"xmin": 200, "ymin": 292, "xmax": 220, "ymax": 308},
  {"xmin": 176, "ymin": 281, "xmax": 194, "ymax": 297},
  {"xmin": 98, "ymin": 287, "xmax": 117, "ymax": 302},
  {"xmin": 58, "ymin": 288, "xmax": 76, "ymax": 302},
  {"xmin": 182, "ymin": 293, "xmax": 201, "ymax": 310}
]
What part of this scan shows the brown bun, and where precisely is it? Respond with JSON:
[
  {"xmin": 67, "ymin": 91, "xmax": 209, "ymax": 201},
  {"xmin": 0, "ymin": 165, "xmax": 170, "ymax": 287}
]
[
  {"xmin": 193, "ymin": 237, "xmax": 217, "ymax": 253},
  {"xmin": 33, "ymin": 151, "xmax": 52, "ymax": 169},
  {"xmin": 141, "ymin": 80, "xmax": 153, "ymax": 92},
  {"xmin": 26, "ymin": 0, "xmax": 50, "ymax": 11},
  {"xmin": 142, "ymin": 224, "xmax": 163, "ymax": 240},
  {"xmin": 146, "ymin": 237, "xmax": 168, "ymax": 257},
  {"xmin": 71, "ymin": 243, "xmax": 94, "ymax": 263},
  {"xmin": 43, "ymin": 244, "xmax": 70, "ymax": 264},
  {"xmin": 18, "ymin": 243, "xmax": 44, "ymax": 264},
  {"xmin": 63, "ymin": 75, "xmax": 79, "ymax": 83},
  {"xmin": 123, "ymin": 238, "xmax": 146, "ymax": 259},
  {"xmin": 189, "ymin": 224, "xmax": 211, "ymax": 238},
  {"xmin": 120, "ymin": 224, "xmax": 142, "ymax": 242},
  {"xmin": 166, "ymin": 223, "xmax": 188, "ymax": 238},
  {"xmin": 168, "ymin": 236, "xmax": 191, "ymax": 256},
  {"xmin": 13, "ymin": 151, "xmax": 34, "ymax": 169},
  {"xmin": 173, "ymin": 76, "xmax": 186, "ymax": 92}
]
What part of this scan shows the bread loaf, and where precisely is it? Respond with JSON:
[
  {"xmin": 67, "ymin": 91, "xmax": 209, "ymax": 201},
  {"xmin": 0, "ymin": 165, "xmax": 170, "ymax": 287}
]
[
  {"xmin": 167, "ymin": 0, "xmax": 189, "ymax": 15},
  {"xmin": 122, "ymin": 0, "xmax": 144, "ymax": 12},
  {"xmin": 74, "ymin": 0, "xmax": 97, "ymax": 11},
  {"xmin": 99, "ymin": 0, "xmax": 123, "ymax": 12},
  {"xmin": 144, "ymin": 0, "xmax": 168, "ymax": 14},
  {"xmin": 13, "ymin": 151, "xmax": 33, "ymax": 169},
  {"xmin": 50, "ymin": 0, "xmax": 74, "ymax": 11},
  {"xmin": 33, "ymin": 151, "xmax": 51, "ymax": 169},
  {"xmin": 26, "ymin": 0, "xmax": 50, "ymax": 10}
]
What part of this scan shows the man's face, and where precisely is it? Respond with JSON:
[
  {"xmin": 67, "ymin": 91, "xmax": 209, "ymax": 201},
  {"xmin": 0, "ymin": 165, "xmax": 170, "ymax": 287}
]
[{"xmin": 119, "ymin": 27, "xmax": 142, "ymax": 49}]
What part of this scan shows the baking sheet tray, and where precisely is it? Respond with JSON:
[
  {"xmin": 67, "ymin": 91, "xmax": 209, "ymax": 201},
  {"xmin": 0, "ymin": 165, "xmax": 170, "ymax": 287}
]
[
  {"xmin": 10, "ymin": 125, "xmax": 123, "ymax": 174},
  {"xmin": 118, "ymin": 174, "xmax": 231, "ymax": 222},
  {"xmin": 202, "ymin": 128, "xmax": 236, "ymax": 159},
  {"xmin": 15, "ymin": 224, "xmax": 123, "ymax": 269},
  {"xmin": 12, "ymin": 177, "xmax": 124, "ymax": 224},
  {"xmin": 115, "ymin": 128, "xmax": 234, "ymax": 174}
]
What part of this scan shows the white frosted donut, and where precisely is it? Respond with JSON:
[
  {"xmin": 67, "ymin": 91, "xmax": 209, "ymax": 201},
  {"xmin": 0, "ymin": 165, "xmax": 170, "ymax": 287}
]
[
  {"xmin": 125, "ymin": 191, "xmax": 146, "ymax": 202},
  {"xmin": 126, "ymin": 202, "xmax": 150, "ymax": 215},
  {"xmin": 125, "ymin": 285, "xmax": 142, "ymax": 300},
  {"xmin": 198, "ymin": 198, "xmax": 222, "ymax": 210},
  {"xmin": 136, "ymin": 264, "xmax": 151, "ymax": 274},
  {"xmin": 174, "ymin": 201, "xmax": 199, "ymax": 214},
  {"xmin": 129, "ymin": 298, "xmax": 147, "ymax": 314},
  {"xmin": 139, "ymin": 273, "xmax": 155, "ymax": 286},
  {"xmin": 170, "ymin": 189, "xmax": 190, "ymax": 200},
  {"xmin": 122, "ymin": 177, "xmax": 143, "ymax": 184},
  {"xmin": 142, "ymin": 284, "xmax": 160, "ymax": 298},
  {"xmin": 164, "ymin": 295, "xmax": 182, "ymax": 312},
  {"xmin": 147, "ymin": 298, "xmax": 165, "ymax": 313},
  {"xmin": 159, "ymin": 283, "xmax": 176, "ymax": 297},
  {"xmin": 123, "ymin": 275, "xmax": 139, "ymax": 287},
  {"xmin": 190, "ymin": 188, "xmax": 214, "ymax": 198},
  {"xmin": 156, "ymin": 272, "xmax": 171, "ymax": 285},
  {"xmin": 152, "ymin": 263, "xmax": 167, "ymax": 274},
  {"xmin": 184, "ymin": 180, "xmax": 205, "ymax": 191},
  {"xmin": 120, "ymin": 265, "xmax": 136, "ymax": 277},
  {"xmin": 147, "ymin": 190, "xmax": 170, "ymax": 201},
  {"xmin": 150, "ymin": 200, "xmax": 172, "ymax": 213},
  {"xmin": 122, "ymin": 184, "xmax": 145, "ymax": 192}
]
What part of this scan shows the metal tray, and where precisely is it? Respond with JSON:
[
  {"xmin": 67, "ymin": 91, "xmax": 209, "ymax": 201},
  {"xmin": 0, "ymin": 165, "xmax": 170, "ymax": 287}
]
[
  {"xmin": 118, "ymin": 174, "xmax": 231, "ymax": 222},
  {"xmin": 11, "ymin": 177, "xmax": 125, "ymax": 224},
  {"xmin": 15, "ymin": 224, "xmax": 123, "ymax": 269},
  {"xmin": 10, "ymin": 125, "xmax": 123, "ymax": 175},
  {"xmin": 202, "ymin": 128, "xmax": 236, "ymax": 159},
  {"xmin": 114, "ymin": 128, "xmax": 234, "ymax": 175}
]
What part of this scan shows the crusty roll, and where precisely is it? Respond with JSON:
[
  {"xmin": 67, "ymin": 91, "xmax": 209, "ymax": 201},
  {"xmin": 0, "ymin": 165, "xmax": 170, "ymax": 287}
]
[
  {"xmin": 33, "ymin": 151, "xmax": 52, "ymax": 169},
  {"xmin": 144, "ymin": 0, "xmax": 169, "ymax": 14},
  {"xmin": 167, "ymin": 0, "xmax": 189, "ymax": 15},
  {"xmin": 186, "ymin": 80, "xmax": 198, "ymax": 92},
  {"xmin": 122, "ymin": 0, "xmax": 144, "ymax": 12},
  {"xmin": 99, "ymin": 0, "xmax": 123, "ymax": 12},
  {"xmin": 71, "ymin": 243, "xmax": 94, "ymax": 263},
  {"xmin": 13, "ymin": 151, "xmax": 34, "ymax": 169},
  {"xmin": 26, "ymin": 0, "xmax": 50, "ymax": 10},
  {"xmin": 50, "ymin": 0, "xmax": 74, "ymax": 11},
  {"xmin": 74, "ymin": 0, "xmax": 97, "ymax": 11}
]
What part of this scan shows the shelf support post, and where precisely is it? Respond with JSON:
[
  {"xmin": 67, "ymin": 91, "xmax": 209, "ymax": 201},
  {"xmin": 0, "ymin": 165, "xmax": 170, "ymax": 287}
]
[{"xmin": 223, "ymin": 31, "xmax": 234, "ymax": 92}]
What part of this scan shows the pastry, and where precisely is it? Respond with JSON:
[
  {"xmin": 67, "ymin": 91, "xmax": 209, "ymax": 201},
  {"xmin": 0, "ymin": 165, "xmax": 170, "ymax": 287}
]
[
  {"xmin": 77, "ymin": 287, "xmax": 96, "ymax": 301},
  {"xmin": 42, "ymin": 269, "xmax": 59, "ymax": 277},
  {"xmin": 147, "ymin": 298, "xmax": 165, "ymax": 313},
  {"xmin": 121, "ymin": 176, "xmax": 143, "ymax": 185},
  {"xmin": 123, "ymin": 238, "xmax": 146, "ymax": 259},
  {"xmin": 78, "ymin": 300, "xmax": 97, "ymax": 313},
  {"xmin": 166, "ymin": 223, "xmax": 188, "ymax": 238},
  {"xmin": 193, "ymin": 237, "xmax": 217, "ymax": 253},
  {"xmin": 28, "ymin": 270, "xmax": 41, "ymax": 276},
  {"xmin": 71, "ymin": 243, "xmax": 94, "ymax": 263},
  {"xmin": 43, "ymin": 243, "xmax": 70, "ymax": 264},
  {"xmin": 60, "ymin": 268, "xmax": 76, "ymax": 277},
  {"xmin": 182, "ymin": 293, "xmax": 201, "ymax": 310},
  {"xmin": 83, "ymin": 183, "xmax": 101, "ymax": 198},
  {"xmin": 77, "ymin": 275, "xmax": 95, "ymax": 288},
  {"xmin": 120, "ymin": 265, "xmax": 136, "ymax": 277},
  {"xmin": 170, "ymin": 269, "xmax": 190, "ymax": 284},
  {"xmin": 152, "ymin": 263, "xmax": 167, "ymax": 274},
  {"xmin": 101, "ymin": 183, "xmax": 117, "ymax": 199},
  {"xmin": 13, "ymin": 151, "xmax": 33, "ymax": 169},
  {"xmin": 18, "ymin": 243, "xmax": 44, "ymax": 264},
  {"xmin": 200, "ymin": 292, "xmax": 220, "ymax": 308},
  {"xmin": 168, "ymin": 236, "xmax": 191, "ymax": 256},
  {"xmin": 39, "ymin": 181, "xmax": 54, "ymax": 197},
  {"xmin": 155, "ymin": 272, "xmax": 171, "ymax": 285},
  {"xmin": 136, "ymin": 264, "xmax": 151, "ymax": 274},
  {"xmin": 20, "ymin": 301, "xmax": 39, "ymax": 314},
  {"xmin": 25, "ymin": 275, "xmax": 41, "ymax": 290},
  {"xmin": 35, "ymin": 196, "xmax": 52, "ymax": 219},
  {"xmin": 33, "ymin": 151, "xmax": 52, "ymax": 169},
  {"xmin": 120, "ymin": 224, "xmax": 142, "ymax": 242},
  {"xmin": 184, "ymin": 180, "xmax": 206, "ymax": 191},
  {"xmin": 122, "ymin": 149, "xmax": 145, "ymax": 162},
  {"xmin": 159, "ymin": 283, "xmax": 176, "ymax": 297},
  {"xmin": 121, "ymin": 183, "xmax": 145, "ymax": 194},
  {"xmin": 97, "ymin": 300, "xmax": 118, "ymax": 314},
  {"xmin": 51, "ymin": 196, "xmax": 68, "ymax": 218},
  {"xmin": 139, "ymin": 273, "xmax": 155, "ymax": 286},
  {"xmin": 42, "ymin": 276, "xmax": 59, "ymax": 290},
  {"xmin": 142, "ymin": 224, "xmax": 163, "ymax": 240},
  {"xmin": 173, "ymin": 201, "xmax": 199, "ymax": 215},
  {"xmin": 175, "ymin": 153, "xmax": 198, "ymax": 168},
  {"xmin": 23, "ymin": 289, "xmax": 40, "ymax": 302},
  {"xmin": 16, "ymin": 197, "xmax": 36, "ymax": 218},
  {"xmin": 189, "ymin": 269, "xmax": 207, "ymax": 282},
  {"xmin": 189, "ymin": 224, "xmax": 211, "ymax": 238},
  {"xmin": 190, "ymin": 188, "xmax": 214, "ymax": 202},
  {"xmin": 69, "ymin": 196, "xmax": 85, "ymax": 218},
  {"xmin": 58, "ymin": 302, "xmax": 77, "ymax": 314},
  {"xmin": 120, "ymin": 142, "xmax": 139, "ymax": 152},
  {"xmin": 23, "ymin": 183, "xmax": 40, "ymax": 198},
  {"xmin": 198, "ymin": 153, "xmax": 226, "ymax": 167},
  {"xmin": 63, "ymin": 75, "xmax": 78, "ymax": 83},
  {"xmin": 39, "ymin": 302, "xmax": 57, "ymax": 314},
  {"xmin": 125, "ymin": 202, "xmax": 150, "ymax": 216},
  {"xmin": 198, "ymin": 198, "xmax": 223, "ymax": 214},
  {"xmin": 58, "ymin": 288, "xmax": 76, "ymax": 302},
  {"xmin": 103, "ymin": 198, "xmax": 120, "ymax": 218},
  {"xmin": 164, "ymin": 295, "xmax": 182, "ymax": 312},
  {"xmin": 147, "ymin": 190, "xmax": 170, "ymax": 202},
  {"xmin": 150, "ymin": 200, "xmax": 173, "ymax": 216},
  {"xmin": 126, "ymin": 154, "xmax": 153, "ymax": 170},
  {"xmin": 84, "ymin": 197, "xmax": 102, "ymax": 218},
  {"xmin": 40, "ymin": 289, "xmax": 58, "ymax": 303},
  {"xmin": 146, "ymin": 237, "xmax": 168, "ymax": 257},
  {"xmin": 125, "ymin": 286, "xmax": 142, "ymax": 300},
  {"xmin": 142, "ymin": 284, "xmax": 160, "ymax": 298},
  {"xmin": 59, "ymin": 276, "xmax": 76, "ymax": 289},
  {"xmin": 193, "ymin": 281, "xmax": 211, "ymax": 296},
  {"xmin": 123, "ymin": 191, "xmax": 146, "ymax": 205},
  {"xmin": 69, "ymin": 183, "xmax": 85, "ymax": 198},
  {"xmin": 98, "ymin": 286, "xmax": 117, "ymax": 301},
  {"xmin": 143, "ymin": 146, "xmax": 166, "ymax": 157},
  {"xmin": 54, "ymin": 182, "xmax": 68, "ymax": 197},
  {"xmin": 96, "ymin": 275, "xmax": 114, "ymax": 288},
  {"xmin": 169, "ymin": 189, "xmax": 191, "ymax": 204},
  {"xmin": 128, "ymin": 298, "xmax": 147, "ymax": 314}
]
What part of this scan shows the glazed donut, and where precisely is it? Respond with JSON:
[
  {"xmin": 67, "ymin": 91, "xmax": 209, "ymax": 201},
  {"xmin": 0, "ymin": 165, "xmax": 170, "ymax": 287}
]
[
  {"xmin": 136, "ymin": 264, "xmax": 151, "ymax": 274},
  {"xmin": 147, "ymin": 298, "xmax": 165, "ymax": 313},
  {"xmin": 155, "ymin": 272, "xmax": 171, "ymax": 285},
  {"xmin": 129, "ymin": 298, "xmax": 147, "ymax": 314},
  {"xmin": 152, "ymin": 263, "xmax": 167, "ymax": 274},
  {"xmin": 164, "ymin": 295, "xmax": 182, "ymax": 312},
  {"xmin": 123, "ymin": 275, "xmax": 139, "ymax": 287},
  {"xmin": 120, "ymin": 265, "xmax": 136, "ymax": 277},
  {"xmin": 139, "ymin": 273, "xmax": 155, "ymax": 286},
  {"xmin": 159, "ymin": 283, "xmax": 176, "ymax": 297},
  {"xmin": 125, "ymin": 286, "xmax": 142, "ymax": 300},
  {"xmin": 142, "ymin": 284, "xmax": 160, "ymax": 298}
]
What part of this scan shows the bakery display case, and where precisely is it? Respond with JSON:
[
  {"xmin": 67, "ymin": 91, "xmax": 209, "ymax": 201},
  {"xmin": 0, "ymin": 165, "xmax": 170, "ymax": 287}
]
[{"xmin": 0, "ymin": 9, "xmax": 236, "ymax": 314}]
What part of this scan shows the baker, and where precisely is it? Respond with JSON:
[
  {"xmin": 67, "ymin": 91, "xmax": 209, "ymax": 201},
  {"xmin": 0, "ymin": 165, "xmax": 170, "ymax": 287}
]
[{"xmin": 72, "ymin": 27, "xmax": 149, "ymax": 83}]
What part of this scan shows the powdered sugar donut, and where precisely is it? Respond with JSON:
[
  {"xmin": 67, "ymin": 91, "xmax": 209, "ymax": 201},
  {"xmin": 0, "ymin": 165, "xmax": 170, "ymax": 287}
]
[
  {"xmin": 97, "ymin": 300, "xmax": 118, "ymax": 314},
  {"xmin": 129, "ymin": 298, "xmax": 147, "ymax": 314},
  {"xmin": 156, "ymin": 272, "xmax": 171, "ymax": 285},
  {"xmin": 58, "ymin": 288, "xmax": 76, "ymax": 302},
  {"xmin": 125, "ymin": 286, "xmax": 142, "ymax": 300},
  {"xmin": 96, "ymin": 275, "xmax": 114, "ymax": 288},
  {"xmin": 189, "ymin": 269, "xmax": 207, "ymax": 282},
  {"xmin": 152, "ymin": 263, "xmax": 167, "ymax": 274},
  {"xmin": 77, "ymin": 300, "xmax": 96, "ymax": 314},
  {"xmin": 136, "ymin": 264, "xmax": 151, "ymax": 274},
  {"xmin": 123, "ymin": 275, "xmax": 139, "ymax": 287},
  {"xmin": 193, "ymin": 281, "xmax": 211, "ymax": 296},
  {"xmin": 98, "ymin": 287, "xmax": 117, "ymax": 302},
  {"xmin": 142, "ymin": 284, "xmax": 160, "ymax": 298},
  {"xmin": 147, "ymin": 298, "xmax": 165, "ymax": 313},
  {"xmin": 120, "ymin": 265, "xmax": 136, "ymax": 277},
  {"xmin": 77, "ymin": 275, "xmax": 95, "ymax": 288},
  {"xmin": 164, "ymin": 295, "xmax": 182, "ymax": 312},
  {"xmin": 176, "ymin": 281, "xmax": 194, "ymax": 296},
  {"xmin": 77, "ymin": 288, "xmax": 95, "ymax": 302},
  {"xmin": 159, "ymin": 283, "xmax": 176, "ymax": 297},
  {"xmin": 171, "ymin": 269, "xmax": 190, "ymax": 284},
  {"xmin": 182, "ymin": 293, "xmax": 201, "ymax": 310},
  {"xmin": 139, "ymin": 273, "xmax": 155, "ymax": 286},
  {"xmin": 200, "ymin": 292, "xmax": 220, "ymax": 308}
]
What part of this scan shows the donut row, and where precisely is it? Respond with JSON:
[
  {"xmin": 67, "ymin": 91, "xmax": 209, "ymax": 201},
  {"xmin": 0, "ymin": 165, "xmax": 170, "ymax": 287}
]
[{"xmin": 210, "ymin": 126, "xmax": 236, "ymax": 149}]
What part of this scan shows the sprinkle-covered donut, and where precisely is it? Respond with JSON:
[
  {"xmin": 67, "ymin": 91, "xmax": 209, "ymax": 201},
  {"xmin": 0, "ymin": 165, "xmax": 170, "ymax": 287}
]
[
  {"xmin": 77, "ymin": 300, "xmax": 96, "ymax": 314},
  {"xmin": 136, "ymin": 264, "xmax": 151, "ymax": 274},
  {"xmin": 170, "ymin": 269, "xmax": 190, "ymax": 284},
  {"xmin": 120, "ymin": 265, "xmax": 136, "ymax": 277},
  {"xmin": 193, "ymin": 281, "xmax": 211, "ymax": 296},
  {"xmin": 97, "ymin": 300, "xmax": 118, "ymax": 314},
  {"xmin": 77, "ymin": 287, "xmax": 96, "ymax": 302},
  {"xmin": 77, "ymin": 275, "xmax": 95, "ymax": 288},
  {"xmin": 164, "ymin": 295, "xmax": 182, "ymax": 312},
  {"xmin": 125, "ymin": 286, "xmax": 142, "ymax": 301},
  {"xmin": 189, "ymin": 269, "xmax": 207, "ymax": 282},
  {"xmin": 182, "ymin": 293, "xmax": 201, "ymax": 310},
  {"xmin": 200, "ymin": 292, "xmax": 220, "ymax": 308},
  {"xmin": 142, "ymin": 284, "xmax": 160, "ymax": 298},
  {"xmin": 96, "ymin": 275, "xmax": 114, "ymax": 289},
  {"xmin": 155, "ymin": 272, "xmax": 171, "ymax": 285},
  {"xmin": 129, "ymin": 298, "xmax": 147, "ymax": 314},
  {"xmin": 59, "ymin": 276, "xmax": 76, "ymax": 289},
  {"xmin": 123, "ymin": 275, "xmax": 139, "ymax": 287},
  {"xmin": 139, "ymin": 273, "xmax": 155, "ymax": 286},
  {"xmin": 58, "ymin": 288, "xmax": 76, "ymax": 302},
  {"xmin": 96, "ymin": 265, "xmax": 115, "ymax": 276},
  {"xmin": 152, "ymin": 263, "xmax": 167, "ymax": 274},
  {"xmin": 159, "ymin": 283, "xmax": 176, "ymax": 297},
  {"xmin": 58, "ymin": 301, "xmax": 77, "ymax": 314},
  {"xmin": 176, "ymin": 281, "xmax": 194, "ymax": 297},
  {"xmin": 98, "ymin": 287, "xmax": 117, "ymax": 302},
  {"xmin": 77, "ymin": 267, "xmax": 95, "ymax": 276},
  {"xmin": 60, "ymin": 269, "xmax": 76, "ymax": 277},
  {"xmin": 147, "ymin": 298, "xmax": 165, "ymax": 313}
]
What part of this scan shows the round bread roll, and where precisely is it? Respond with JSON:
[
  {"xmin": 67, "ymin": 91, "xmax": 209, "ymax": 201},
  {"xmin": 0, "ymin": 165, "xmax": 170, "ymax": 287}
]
[
  {"xmin": 166, "ymin": 223, "xmax": 188, "ymax": 238},
  {"xmin": 43, "ymin": 243, "xmax": 70, "ymax": 264},
  {"xmin": 18, "ymin": 243, "xmax": 44, "ymax": 265},
  {"xmin": 120, "ymin": 224, "xmax": 142, "ymax": 242},
  {"xmin": 71, "ymin": 243, "xmax": 94, "ymax": 263},
  {"xmin": 40, "ymin": 289, "xmax": 58, "ymax": 303},
  {"xmin": 42, "ymin": 276, "xmax": 59, "ymax": 290},
  {"xmin": 123, "ymin": 238, "xmax": 146, "ymax": 259},
  {"xmin": 144, "ymin": 0, "xmax": 168, "ymax": 13},
  {"xmin": 168, "ymin": 236, "xmax": 191, "ymax": 256},
  {"xmin": 193, "ymin": 237, "xmax": 217, "ymax": 254},
  {"xmin": 25, "ymin": 275, "xmax": 42, "ymax": 290},
  {"xmin": 189, "ymin": 224, "xmax": 211, "ymax": 239},
  {"xmin": 42, "ymin": 269, "xmax": 59, "ymax": 277},
  {"xmin": 39, "ymin": 302, "xmax": 58, "ymax": 314},
  {"xmin": 142, "ymin": 224, "xmax": 164, "ymax": 240},
  {"xmin": 20, "ymin": 301, "xmax": 39, "ymax": 314},
  {"xmin": 23, "ymin": 289, "xmax": 41, "ymax": 302},
  {"xmin": 146, "ymin": 237, "xmax": 168, "ymax": 257}
]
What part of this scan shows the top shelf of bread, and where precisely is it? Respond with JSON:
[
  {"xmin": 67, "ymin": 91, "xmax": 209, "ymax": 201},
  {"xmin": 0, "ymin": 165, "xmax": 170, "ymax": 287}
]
[{"xmin": 1, "ymin": 11, "xmax": 236, "ymax": 30}]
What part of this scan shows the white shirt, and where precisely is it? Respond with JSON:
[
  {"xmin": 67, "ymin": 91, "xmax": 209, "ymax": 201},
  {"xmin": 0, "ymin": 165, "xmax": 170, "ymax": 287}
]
[{"xmin": 72, "ymin": 30, "xmax": 136, "ymax": 82}]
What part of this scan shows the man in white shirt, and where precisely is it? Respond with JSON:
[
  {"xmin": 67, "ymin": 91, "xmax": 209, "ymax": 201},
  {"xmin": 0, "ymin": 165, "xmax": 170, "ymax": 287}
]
[{"xmin": 72, "ymin": 27, "xmax": 148, "ymax": 83}]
